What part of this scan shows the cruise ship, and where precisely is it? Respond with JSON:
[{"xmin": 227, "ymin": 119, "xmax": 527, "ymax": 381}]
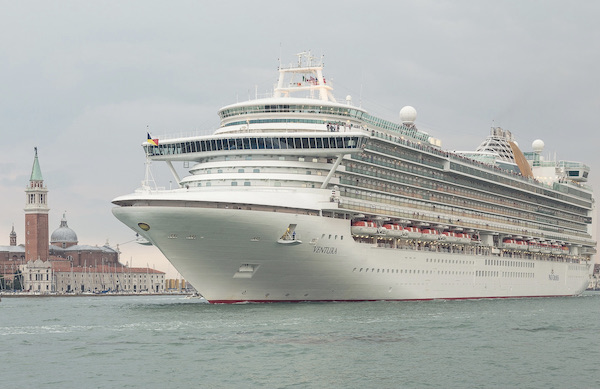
[{"xmin": 112, "ymin": 53, "xmax": 596, "ymax": 303}]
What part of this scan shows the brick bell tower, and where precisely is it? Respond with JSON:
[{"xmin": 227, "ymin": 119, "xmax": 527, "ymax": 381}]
[{"xmin": 24, "ymin": 147, "xmax": 49, "ymax": 261}]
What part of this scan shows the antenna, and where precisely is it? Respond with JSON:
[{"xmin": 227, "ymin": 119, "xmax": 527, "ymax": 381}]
[
  {"xmin": 359, "ymin": 83, "xmax": 363, "ymax": 108},
  {"xmin": 278, "ymin": 43, "xmax": 282, "ymax": 69}
]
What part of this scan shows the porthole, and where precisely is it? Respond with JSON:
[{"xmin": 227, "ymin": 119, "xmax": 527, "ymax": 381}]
[{"xmin": 138, "ymin": 223, "xmax": 150, "ymax": 231}]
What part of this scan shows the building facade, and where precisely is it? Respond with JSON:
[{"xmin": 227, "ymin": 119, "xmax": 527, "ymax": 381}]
[
  {"xmin": 21, "ymin": 259, "xmax": 165, "ymax": 294},
  {"xmin": 24, "ymin": 147, "xmax": 49, "ymax": 262},
  {"xmin": 1, "ymin": 148, "xmax": 164, "ymax": 294}
]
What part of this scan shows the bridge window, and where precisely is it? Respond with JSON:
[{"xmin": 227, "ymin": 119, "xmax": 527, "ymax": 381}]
[
  {"xmin": 250, "ymin": 138, "xmax": 258, "ymax": 149},
  {"xmin": 155, "ymin": 134, "xmax": 362, "ymax": 156}
]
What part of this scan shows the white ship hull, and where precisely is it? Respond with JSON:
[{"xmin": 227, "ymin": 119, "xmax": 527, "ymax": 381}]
[
  {"xmin": 113, "ymin": 204, "xmax": 590, "ymax": 303},
  {"xmin": 112, "ymin": 53, "xmax": 595, "ymax": 303}
]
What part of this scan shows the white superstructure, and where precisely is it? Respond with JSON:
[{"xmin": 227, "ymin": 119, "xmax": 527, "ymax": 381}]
[{"xmin": 112, "ymin": 53, "xmax": 596, "ymax": 303}]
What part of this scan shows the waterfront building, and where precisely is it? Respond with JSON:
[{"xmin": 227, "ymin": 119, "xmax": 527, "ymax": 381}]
[
  {"xmin": 0, "ymin": 148, "xmax": 163, "ymax": 293},
  {"xmin": 20, "ymin": 259, "xmax": 165, "ymax": 294}
]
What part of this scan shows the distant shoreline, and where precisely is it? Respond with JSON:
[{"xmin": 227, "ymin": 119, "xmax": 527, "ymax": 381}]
[{"xmin": 0, "ymin": 293, "xmax": 193, "ymax": 298}]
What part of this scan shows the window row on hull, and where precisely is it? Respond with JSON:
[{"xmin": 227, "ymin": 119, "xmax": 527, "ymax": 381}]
[
  {"xmin": 343, "ymin": 165, "xmax": 585, "ymax": 234},
  {"xmin": 357, "ymin": 145, "xmax": 590, "ymax": 219},
  {"xmin": 368, "ymin": 135, "xmax": 592, "ymax": 206},
  {"xmin": 218, "ymin": 103, "xmax": 366, "ymax": 120},
  {"xmin": 347, "ymin": 155, "xmax": 588, "ymax": 230},
  {"xmin": 337, "ymin": 185, "xmax": 591, "ymax": 245}
]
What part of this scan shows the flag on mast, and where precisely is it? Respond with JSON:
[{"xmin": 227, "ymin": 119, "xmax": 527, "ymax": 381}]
[{"xmin": 147, "ymin": 133, "xmax": 159, "ymax": 146}]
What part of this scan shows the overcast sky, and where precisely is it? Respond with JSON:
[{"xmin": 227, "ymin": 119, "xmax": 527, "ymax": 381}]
[{"xmin": 1, "ymin": 0, "xmax": 598, "ymax": 277}]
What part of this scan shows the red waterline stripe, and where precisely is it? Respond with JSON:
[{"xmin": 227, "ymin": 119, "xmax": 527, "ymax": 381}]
[{"xmin": 208, "ymin": 294, "xmax": 577, "ymax": 304}]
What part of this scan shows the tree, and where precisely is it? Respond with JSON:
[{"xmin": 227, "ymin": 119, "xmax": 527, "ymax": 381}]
[{"xmin": 13, "ymin": 270, "xmax": 23, "ymax": 291}]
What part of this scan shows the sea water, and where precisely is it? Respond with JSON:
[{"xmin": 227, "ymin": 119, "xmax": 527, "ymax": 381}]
[{"xmin": 1, "ymin": 293, "xmax": 598, "ymax": 388}]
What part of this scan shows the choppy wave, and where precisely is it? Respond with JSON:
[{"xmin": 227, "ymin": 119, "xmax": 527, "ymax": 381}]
[{"xmin": 1, "ymin": 293, "xmax": 598, "ymax": 388}]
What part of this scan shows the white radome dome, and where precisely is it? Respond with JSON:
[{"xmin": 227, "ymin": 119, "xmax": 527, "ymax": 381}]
[
  {"xmin": 532, "ymin": 139, "xmax": 545, "ymax": 153},
  {"xmin": 400, "ymin": 106, "xmax": 417, "ymax": 124}
]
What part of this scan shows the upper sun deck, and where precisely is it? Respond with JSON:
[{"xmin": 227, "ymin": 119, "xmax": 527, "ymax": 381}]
[
  {"xmin": 218, "ymin": 51, "xmax": 367, "ymax": 128},
  {"xmin": 216, "ymin": 52, "xmax": 435, "ymax": 144}
]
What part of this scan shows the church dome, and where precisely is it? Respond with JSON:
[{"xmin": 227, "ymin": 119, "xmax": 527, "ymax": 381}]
[{"xmin": 50, "ymin": 214, "xmax": 78, "ymax": 244}]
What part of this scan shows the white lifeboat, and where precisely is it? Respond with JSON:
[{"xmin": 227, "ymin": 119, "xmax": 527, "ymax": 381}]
[
  {"xmin": 502, "ymin": 238, "xmax": 519, "ymax": 250},
  {"xmin": 421, "ymin": 228, "xmax": 441, "ymax": 241},
  {"xmin": 351, "ymin": 221, "xmax": 378, "ymax": 236},
  {"xmin": 539, "ymin": 242, "xmax": 552, "ymax": 254},
  {"xmin": 382, "ymin": 224, "xmax": 407, "ymax": 238},
  {"xmin": 441, "ymin": 231, "xmax": 458, "ymax": 243},
  {"xmin": 455, "ymin": 232, "xmax": 472, "ymax": 244},
  {"xmin": 527, "ymin": 241, "xmax": 540, "ymax": 253},
  {"xmin": 551, "ymin": 243, "xmax": 562, "ymax": 255},
  {"xmin": 404, "ymin": 226, "xmax": 422, "ymax": 239},
  {"xmin": 515, "ymin": 240, "xmax": 528, "ymax": 250}
]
